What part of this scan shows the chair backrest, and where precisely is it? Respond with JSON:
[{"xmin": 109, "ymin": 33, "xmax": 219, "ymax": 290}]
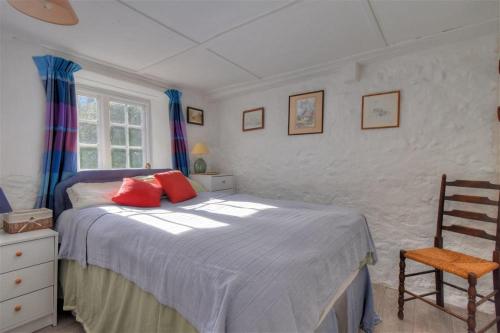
[{"xmin": 435, "ymin": 174, "xmax": 500, "ymax": 253}]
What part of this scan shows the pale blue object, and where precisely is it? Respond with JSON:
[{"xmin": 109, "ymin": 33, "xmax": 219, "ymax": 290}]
[{"xmin": 0, "ymin": 187, "xmax": 12, "ymax": 213}]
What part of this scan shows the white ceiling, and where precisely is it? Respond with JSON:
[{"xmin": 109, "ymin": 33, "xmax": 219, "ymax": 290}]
[
  {"xmin": 205, "ymin": 0, "xmax": 385, "ymax": 78},
  {"xmin": 371, "ymin": 0, "xmax": 498, "ymax": 44},
  {"xmin": 0, "ymin": 0, "xmax": 497, "ymax": 94}
]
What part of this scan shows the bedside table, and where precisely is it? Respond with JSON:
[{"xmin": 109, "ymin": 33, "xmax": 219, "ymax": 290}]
[
  {"xmin": 190, "ymin": 174, "xmax": 235, "ymax": 194},
  {"xmin": 0, "ymin": 229, "xmax": 58, "ymax": 333}
]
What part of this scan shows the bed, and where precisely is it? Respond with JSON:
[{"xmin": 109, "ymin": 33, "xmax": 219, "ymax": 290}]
[{"xmin": 54, "ymin": 169, "xmax": 380, "ymax": 333}]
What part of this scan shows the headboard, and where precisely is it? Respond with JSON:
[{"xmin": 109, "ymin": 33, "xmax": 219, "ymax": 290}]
[{"xmin": 54, "ymin": 168, "xmax": 171, "ymax": 218}]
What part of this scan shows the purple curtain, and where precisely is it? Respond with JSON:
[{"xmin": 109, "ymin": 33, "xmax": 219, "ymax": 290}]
[
  {"xmin": 165, "ymin": 89, "xmax": 190, "ymax": 176},
  {"xmin": 33, "ymin": 55, "xmax": 81, "ymax": 209}
]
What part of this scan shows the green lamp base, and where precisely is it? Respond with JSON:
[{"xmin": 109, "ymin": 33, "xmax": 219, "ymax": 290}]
[{"xmin": 194, "ymin": 158, "xmax": 207, "ymax": 174}]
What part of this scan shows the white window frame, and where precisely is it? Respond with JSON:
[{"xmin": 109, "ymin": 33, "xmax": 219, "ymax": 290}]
[{"xmin": 76, "ymin": 85, "xmax": 151, "ymax": 170}]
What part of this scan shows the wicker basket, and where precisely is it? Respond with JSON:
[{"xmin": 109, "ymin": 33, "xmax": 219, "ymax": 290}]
[{"xmin": 3, "ymin": 208, "xmax": 53, "ymax": 234}]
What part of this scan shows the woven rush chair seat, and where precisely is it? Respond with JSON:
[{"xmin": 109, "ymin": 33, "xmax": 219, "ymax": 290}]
[
  {"xmin": 397, "ymin": 175, "xmax": 500, "ymax": 333},
  {"xmin": 405, "ymin": 247, "xmax": 499, "ymax": 279}
]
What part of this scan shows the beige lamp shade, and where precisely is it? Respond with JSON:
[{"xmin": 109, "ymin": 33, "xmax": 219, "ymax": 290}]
[
  {"xmin": 191, "ymin": 143, "xmax": 209, "ymax": 155},
  {"xmin": 8, "ymin": 0, "xmax": 79, "ymax": 26}
]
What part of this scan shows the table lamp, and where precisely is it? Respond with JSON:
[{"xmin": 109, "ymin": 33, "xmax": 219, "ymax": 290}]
[
  {"xmin": 191, "ymin": 143, "xmax": 209, "ymax": 174},
  {"xmin": 0, "ymin": 187, "xmax": 12, "ymax": 214}
]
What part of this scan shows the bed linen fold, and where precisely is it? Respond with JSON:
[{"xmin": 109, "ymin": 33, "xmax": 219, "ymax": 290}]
[{"xmin": 57, "ymin": 192, "xmax": 377, "ymax": 333}]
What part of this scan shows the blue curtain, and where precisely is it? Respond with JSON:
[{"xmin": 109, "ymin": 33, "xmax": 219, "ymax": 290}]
[
  {"xmin": 165, "ymin": 89, "xmax": 190, "ymax": 176},
  {"xmin": 33, "ymin": 55, "xmax": 81, "ymax": 209}
]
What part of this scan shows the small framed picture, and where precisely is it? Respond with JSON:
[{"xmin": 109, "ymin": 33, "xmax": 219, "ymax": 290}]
[
  {"xmin": 361, "ymin": 91, "xmax": 400, "ymax": 129},
  {"xmin": 187, "ymin": 107, "xmax": 204, "ymax": 126},
  {"xmin": 288, "ymin": 90, "xmax": 324, "ymax": 135},
  {"xmin": 242, "ymin": 107, "xmax": 264, "ymax": 131}
]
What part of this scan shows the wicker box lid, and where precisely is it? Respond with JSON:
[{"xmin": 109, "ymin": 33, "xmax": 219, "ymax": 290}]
[{"xmin": 4, "ymin": 208, "xmax": 52, "ymax": 223}]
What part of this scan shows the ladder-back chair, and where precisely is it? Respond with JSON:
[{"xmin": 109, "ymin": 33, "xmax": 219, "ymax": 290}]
[{"xmin": 398, "ymin": 174, "xmax": 500, "ymax": 333}]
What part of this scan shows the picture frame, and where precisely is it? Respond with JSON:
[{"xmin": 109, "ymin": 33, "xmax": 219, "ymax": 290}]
[
  {"xmin": 242, "ymin": 107, "xmax": 265, "ymax": 131},
  {"xmin": 187, "ymin": 107, "xmax": 204, "ymax": 126},
  {"xmin": 361, "ymin": 91, "xmax": 400, "ymax": 130},
  {"xmin": 288, "ymin": 90, "xmax": 324, "ymax": 135}
]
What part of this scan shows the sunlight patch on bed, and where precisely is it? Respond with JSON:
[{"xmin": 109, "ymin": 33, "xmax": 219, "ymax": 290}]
[
  {"xmin": 182, "ymin": 199, "xmax": 277, "ymax": 218},
  {"xmin": 128, "ymin": 214, "xmax": 191, "ymax": 235},
  {"xmin": 98, "ymin": 206, "xmax": 126, "ymax": 213},
  {"xmin": 181, "ymin": 199, "xmax": 226, "ymax": 209},
  {"xmin": 100, "ymin": 205, "xmax": 229, "ymax": 234},
  {"xmin": 221, "ymin": 201, "xmax": 277, "ymax": 210},
  {"xmin": 151, "ymin": 212, "xmax": 228, "ymax": 229},
  {"xmin": 99, "ymin": 206, "xmax": 173, "ymax": 216}
]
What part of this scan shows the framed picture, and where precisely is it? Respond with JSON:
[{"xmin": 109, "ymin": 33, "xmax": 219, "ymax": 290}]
[
  {"xmin": 288, "ymin": 90, "xmax": 324, "ymax": 135},
  {"xmin": 187, "ymin": 107, "xmax": 204, "ymax": 126},
  {"xmin": 242, "ymin": 107, "xmax": 264, "ymax": 131},
  {"xmin": 361, "ymin": 91, "xmax": 400, "ymax": 129}
]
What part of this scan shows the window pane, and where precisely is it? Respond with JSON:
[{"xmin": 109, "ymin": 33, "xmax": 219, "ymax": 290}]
[
  {"xmin": 79, "ymin": 123, "xmax": 98, "ymax": 144},
  {"xmin": 110, "ymin": 102, "xmax": 125, "ymax": 124},
  {"xmin": 129, "ymin": 149, "xmax": 143, "ymax": 168},
  {"xmin": 80, "ymin": 147, "xmax": 98, "ymax": 169},
  {"xmin": 111, "ymin": 149, "xmax": 127, "ymax": 168},
  {"xmin": 77, "ymin": 95, "xmax": 98, "ymax": 121},
  {"xmin": 128, "ymin": 105, "xmax": 142, "ymax": 125},
  {"xmin": 128, "ymin": 128, "xmax": 142, "ymax": 147},
  {"xmin": 110, "ymin": 126, "xmax": 126, "ymax": 146}
]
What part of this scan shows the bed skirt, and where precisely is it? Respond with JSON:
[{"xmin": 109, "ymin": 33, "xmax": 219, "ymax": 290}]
[{"xmin": 60, "ymin": 259, "xmax": 379, "ymax": 333}]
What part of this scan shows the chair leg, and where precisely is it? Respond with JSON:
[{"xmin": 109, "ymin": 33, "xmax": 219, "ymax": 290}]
[
  {"xmin": 467, "ymin": 273, "xmax": 477, "ymax": 333},
  {"xmin": 435, "ymin": 268, "xmax": 444, "ymax": 307},
  {"xmin": 493, "ymin": 268, "xmax": 500, "ymax": 333},
  {"xmin": 398, "ymin": 250, "xmax": 406, "ymax": 320}
]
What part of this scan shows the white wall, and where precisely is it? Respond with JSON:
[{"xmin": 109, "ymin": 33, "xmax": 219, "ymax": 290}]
[
  {"xmin": 0, "ymin": 33, "xmax": 216, "ymax": 209},
  {"xmin": 0, "ymin": 34, "xmax": 46, "ymax": 208},
  {"xmin": 182, "ymin": 92, "xmax": 220, "ymax": 173},
  {"xmin": 0, "ymin": 25, "xmax": 3, "ymax": 179},
  {"xmin": 213, "ymin": 34, "xmax": 499, "ymax": 308}
]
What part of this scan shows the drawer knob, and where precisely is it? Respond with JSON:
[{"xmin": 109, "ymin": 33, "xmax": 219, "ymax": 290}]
[
  {"xmin": 15, "ymin": 277, "xmax": 22, "ymax": 285},
  {"xmin": 14, "ymin": 304, "xmax": 22, "ymax": 312},
  {"xmin": 15, "ymin": 250, "xmax": 23, "ymax": 257},
  {"xmin": 222, "ymin": 180, "xmax": 226, "ymax": 183}
]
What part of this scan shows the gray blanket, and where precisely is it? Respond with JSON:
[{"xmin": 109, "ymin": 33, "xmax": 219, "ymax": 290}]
[{"xmin": 57, "ymin": 192, "xmax": 377, "ymax": 333}]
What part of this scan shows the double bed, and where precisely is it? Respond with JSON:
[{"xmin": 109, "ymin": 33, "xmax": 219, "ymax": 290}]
[{"xmin": 54, "ymin": 169, "xmax": 380, "ymax": 333}]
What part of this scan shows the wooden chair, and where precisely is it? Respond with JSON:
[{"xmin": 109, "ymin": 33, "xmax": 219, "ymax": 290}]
[{"xmin": 398, "ymin": 174, "xmax": 500, "ymax": 333}]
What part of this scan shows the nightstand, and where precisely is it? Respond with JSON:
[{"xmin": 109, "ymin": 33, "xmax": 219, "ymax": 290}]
[
  {"xmin": 0, "ymin": 229, "xmax": 58, "ymax": 333},
  {"xmin": 190, "ymin": 174, "xmax": 235, "ymax": 194}
]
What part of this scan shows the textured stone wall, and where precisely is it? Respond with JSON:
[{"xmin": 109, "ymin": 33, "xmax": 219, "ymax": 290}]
[{"xmin": 213, "ymin": 34, "xmax": 499, "ymax": 310}]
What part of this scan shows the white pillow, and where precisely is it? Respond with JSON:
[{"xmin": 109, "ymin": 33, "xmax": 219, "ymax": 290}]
[{"xmin": 66, "ymin": 181, "xmax": 122, "ymax": 209}]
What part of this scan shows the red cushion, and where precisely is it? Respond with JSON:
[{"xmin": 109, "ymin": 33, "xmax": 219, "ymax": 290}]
[
  {"xmin": 112, "ymin": 178, "xmax": 163, "ymax": 207},
  {"xmin": 154, "ymin": 171, "xmax": 197, "ymax": 203}
]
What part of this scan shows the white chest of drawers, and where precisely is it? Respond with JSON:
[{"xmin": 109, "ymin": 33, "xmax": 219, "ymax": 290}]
[
  {"xmin": 0, "ymin": 229, "xmax": 57, "ymax": 333},
  {"xmin": 190, "ymin": 174, "xmax": 235, "ymax": 194}
]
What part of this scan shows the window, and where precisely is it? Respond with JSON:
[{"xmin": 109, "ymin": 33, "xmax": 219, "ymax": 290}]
[{"xmin": 76, "ymin": 89, "xmax": 150, "ymax": 170}]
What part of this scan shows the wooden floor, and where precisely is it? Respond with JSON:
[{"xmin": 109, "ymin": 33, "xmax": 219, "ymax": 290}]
[
  {"xmin": 372, "ymin": 284, "xmax": 496, "ymax": 333},
  {"xmin": 36, "ymin": 284, "xmax": 496, "ymax": 333}
]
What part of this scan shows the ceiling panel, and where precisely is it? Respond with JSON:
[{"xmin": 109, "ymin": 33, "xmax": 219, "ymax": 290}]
[
  {"xmin": 205, "ymin": 0, "xmax": 386, "ymax": 78},
  {"xmin": 122, "ymin": 0, "xmax": 293, "ymax": 43},
  {"xmin": 371, "ymin": 0, "xmax": 498, "ymax": 45},
  {"xmin": 0, "ymin": 1, "xmax": 195, "ymax": 71},
  {"xmin": 140, "ymin": 47, "xmax": 258, "ymax": 91}
]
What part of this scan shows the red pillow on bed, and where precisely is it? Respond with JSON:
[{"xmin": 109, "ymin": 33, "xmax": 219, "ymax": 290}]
[
  {"xmin": 112, "ymin": 178, "xmax": 163, "ymax": 207},
  {"xmin": 154, "ymin": 171, "xmax": 197, "ymax": 203}
]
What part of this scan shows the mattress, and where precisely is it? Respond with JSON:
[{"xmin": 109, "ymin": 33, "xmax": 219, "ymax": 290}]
[{"xmin": 57, "ymin": 191, "xmax": 378, "ymax": 332}]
